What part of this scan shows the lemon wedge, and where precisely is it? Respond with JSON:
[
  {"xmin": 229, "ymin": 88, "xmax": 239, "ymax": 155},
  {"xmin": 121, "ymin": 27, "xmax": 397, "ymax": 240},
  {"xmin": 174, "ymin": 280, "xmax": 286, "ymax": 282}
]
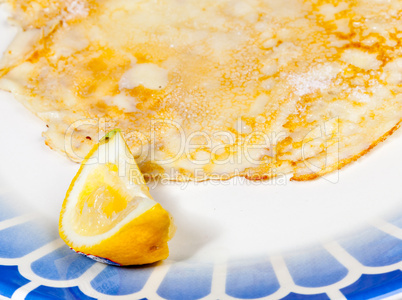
[{"xmin": 59, "ymin": 129, "xmax": 175, "ymax": 266}]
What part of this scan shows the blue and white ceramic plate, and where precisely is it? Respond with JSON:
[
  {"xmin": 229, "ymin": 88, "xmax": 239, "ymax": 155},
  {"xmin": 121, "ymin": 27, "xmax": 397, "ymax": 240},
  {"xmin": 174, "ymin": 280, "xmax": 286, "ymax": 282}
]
[{"xmin": 2, "ymin": 9, "xmax": 402, "ymax": 300}]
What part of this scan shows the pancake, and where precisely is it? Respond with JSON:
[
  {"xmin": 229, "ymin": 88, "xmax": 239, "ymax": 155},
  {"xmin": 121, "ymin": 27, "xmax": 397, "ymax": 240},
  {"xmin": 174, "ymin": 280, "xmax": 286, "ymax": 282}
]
[{"xmin": 1, "ymin": 0, "xmax": 402, "ymax": 181}]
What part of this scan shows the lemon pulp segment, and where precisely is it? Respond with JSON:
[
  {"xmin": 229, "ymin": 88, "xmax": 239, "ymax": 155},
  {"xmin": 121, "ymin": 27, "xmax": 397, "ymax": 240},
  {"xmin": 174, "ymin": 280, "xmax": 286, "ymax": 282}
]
[{"xmin": 74, "ymin": 163, "xmax": 142, "ymax": 236}]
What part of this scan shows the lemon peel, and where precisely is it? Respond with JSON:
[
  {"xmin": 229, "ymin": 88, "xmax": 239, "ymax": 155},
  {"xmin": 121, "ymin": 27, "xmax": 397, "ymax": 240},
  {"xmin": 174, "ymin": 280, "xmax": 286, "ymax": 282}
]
[{"xmin": 59, "ymin": 129, "xmax": 175, "ymax": 265}]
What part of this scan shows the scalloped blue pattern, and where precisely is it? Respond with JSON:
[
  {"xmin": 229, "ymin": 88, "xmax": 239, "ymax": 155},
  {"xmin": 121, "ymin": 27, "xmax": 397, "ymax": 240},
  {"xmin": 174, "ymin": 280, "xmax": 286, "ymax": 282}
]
[
  {"xmin": 31, "ymin": 246, "xmax": 96, "ymax": 280},
  {"xmin": 0, "ymin": 221, "xmax": 56, "ymax": 259},
  {"xmin": 0, "ymin": 266, "xmax": 30, "ymax": 298},
  {"xmin": 284, "ymin": 245, "xmax": 348, "ymax": 288},
  {"xmin": 281, "ymin": 293, "xmax": 330, "ymax": 300},
  {"xmin": 338, "ymin": 227, "xmax": 402, "ymax": 267},
  {"xmin": 26, "ymin": 286, "xmax": 96, "ymax": 300},
  {"xmin": 157, "ymin": 262, "xmax": 213, "ymax": 299},
  {"xmin": 340, "ymin": 271, "xmax": 402, "ymax": 299},
  {"xmin": 91, "ymin": 265, "xmax": 153, "ymax": 295},
  {"xmin": 0, "ymin": 200, "xmax": 401, "ymax": 299},
  {"xmin": 226, "ymin": 257, "xmax": 279, "ymax": 298}
]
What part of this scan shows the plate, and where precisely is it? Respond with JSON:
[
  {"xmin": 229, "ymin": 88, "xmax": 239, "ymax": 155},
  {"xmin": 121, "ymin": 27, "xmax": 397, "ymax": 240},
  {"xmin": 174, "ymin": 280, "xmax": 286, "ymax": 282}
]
[{"xmin": 1, "ymin": 8, "xmax": 402, "ymax": 300}]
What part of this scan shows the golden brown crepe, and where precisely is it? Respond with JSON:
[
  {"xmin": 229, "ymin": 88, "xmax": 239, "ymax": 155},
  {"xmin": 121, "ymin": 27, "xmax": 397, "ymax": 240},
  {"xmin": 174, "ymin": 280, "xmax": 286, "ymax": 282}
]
[{"xmin": 1, "ymin": 0, "xmax": 402, "ymax": 181}]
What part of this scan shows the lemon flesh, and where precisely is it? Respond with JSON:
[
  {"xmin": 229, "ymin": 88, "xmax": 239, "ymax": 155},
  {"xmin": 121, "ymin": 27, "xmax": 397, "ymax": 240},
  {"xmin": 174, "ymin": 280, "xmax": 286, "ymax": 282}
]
[{"xmin": 59, "ymin": 130, "xmax": 175, "ymax": 266}]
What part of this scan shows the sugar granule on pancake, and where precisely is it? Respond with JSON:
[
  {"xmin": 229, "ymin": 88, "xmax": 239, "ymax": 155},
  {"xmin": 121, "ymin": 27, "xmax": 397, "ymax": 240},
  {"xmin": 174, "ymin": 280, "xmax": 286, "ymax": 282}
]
[{"xmin": 1, "ymin": 0, "xmax": 402, "ymax": 181}]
